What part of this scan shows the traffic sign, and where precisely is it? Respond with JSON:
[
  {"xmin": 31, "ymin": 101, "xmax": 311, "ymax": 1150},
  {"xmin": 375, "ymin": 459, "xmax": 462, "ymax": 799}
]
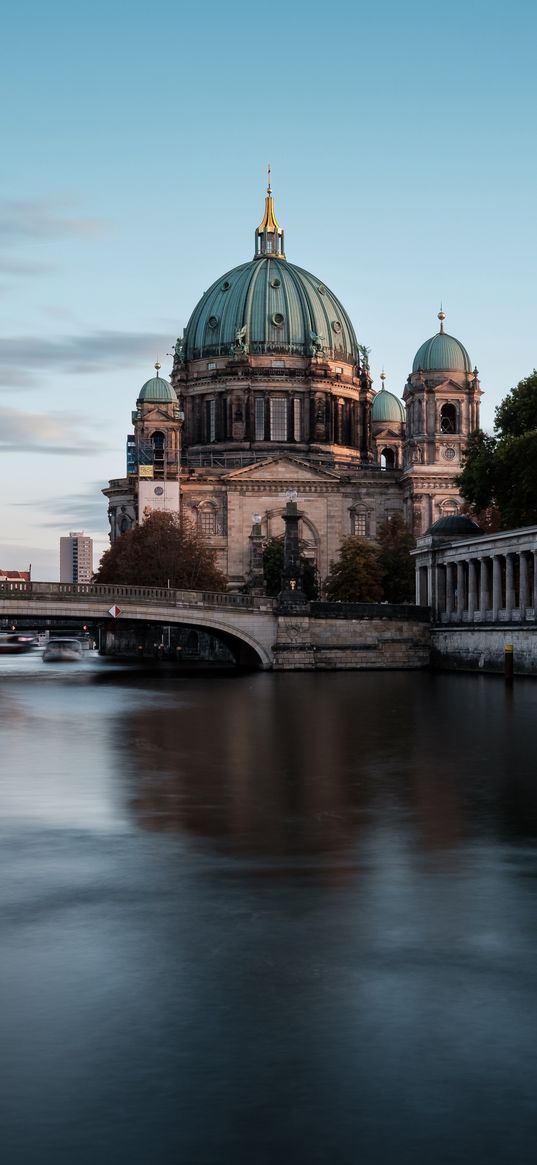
[{"xmin": 108, "ymin": 605, "xmax": 122, "ymax": 618}]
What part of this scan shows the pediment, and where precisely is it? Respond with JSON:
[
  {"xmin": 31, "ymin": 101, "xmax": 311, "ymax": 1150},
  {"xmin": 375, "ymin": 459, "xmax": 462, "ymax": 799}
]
[
  {"xmin": 224, "ymin": 455, "xmax": 340, "ymax": 483},
  {"xmin": 141, "ymin": 405, "xmax": 175, "ymax": 422},
  {"xmin": 435, "ymin": 379, "xmax": 465, "ymax": 394}
]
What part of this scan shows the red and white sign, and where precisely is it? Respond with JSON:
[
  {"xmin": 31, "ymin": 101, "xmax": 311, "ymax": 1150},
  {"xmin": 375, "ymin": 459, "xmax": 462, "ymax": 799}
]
[{"xmin": 108, "ymin": 604, "xmax": 122, "ymax": 618}]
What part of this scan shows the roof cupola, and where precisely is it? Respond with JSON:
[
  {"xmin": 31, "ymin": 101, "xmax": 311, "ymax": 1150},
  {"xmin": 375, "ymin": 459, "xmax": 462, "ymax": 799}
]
[{"xmin": 254, "ymin": 166, "xmax": 285, "ymax": 259}]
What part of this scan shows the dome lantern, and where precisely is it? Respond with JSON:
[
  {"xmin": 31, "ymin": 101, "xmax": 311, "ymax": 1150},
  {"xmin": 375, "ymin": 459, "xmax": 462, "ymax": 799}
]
[{"xmin": 254, "ymin": 166, "xmax": 285, "ymax": 260}]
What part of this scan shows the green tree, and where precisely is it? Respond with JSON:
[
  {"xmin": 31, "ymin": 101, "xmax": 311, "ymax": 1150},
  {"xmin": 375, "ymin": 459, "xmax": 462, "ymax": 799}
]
[
  {"xmin": 377, "ymin": 513, "xmax": 415, "ymax": 602},
  {"xmin": 261, "ymin": 537, "xmax": 318, "ymax": 599},
  {"xmin": 458, "ymin": 371, "xmax": 537, "ymax": 529},
  {"xmin": 325, "ymin": 537, "xmax": 383, "ymax": 602},
  {"xmin": 95, "ymin": 510, "xmax": 227, "ymax": 591}
]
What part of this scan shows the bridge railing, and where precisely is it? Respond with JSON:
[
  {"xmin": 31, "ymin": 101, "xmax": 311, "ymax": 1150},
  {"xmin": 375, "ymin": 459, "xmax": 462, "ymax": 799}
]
[{"xmin": 0, "ymin": 580, "xmax": 274, "ymax": 611}]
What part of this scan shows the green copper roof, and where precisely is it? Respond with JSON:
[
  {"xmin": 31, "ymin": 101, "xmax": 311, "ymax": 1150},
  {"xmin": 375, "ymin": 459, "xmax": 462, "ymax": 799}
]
[
  {"xmin": 138, "ymin": 375, "xmax": 176, "ymax": 403},
  {"xmin": 371, "ymin": 387, "xmax": 405, "ymax": 423},
  {"xmin": 412, "ymin": 330, "xmax": 472, "ymax": 374},
  {"xmin": 183, "ymin": 257, "xmax": 360, "ymax": 363}
]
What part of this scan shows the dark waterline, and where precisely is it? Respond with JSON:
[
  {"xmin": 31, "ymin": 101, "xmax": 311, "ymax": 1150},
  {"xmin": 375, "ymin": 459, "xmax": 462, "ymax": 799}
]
[{"xmin": 1, "ymin": 656, "xmax": 536, "ymax": 1164}]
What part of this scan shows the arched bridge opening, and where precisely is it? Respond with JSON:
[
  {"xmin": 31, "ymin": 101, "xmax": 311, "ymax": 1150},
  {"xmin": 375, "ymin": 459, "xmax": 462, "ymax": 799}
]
[{"xmin": 99, "ymin": 614, "xmax": 269, "ymax": 670}]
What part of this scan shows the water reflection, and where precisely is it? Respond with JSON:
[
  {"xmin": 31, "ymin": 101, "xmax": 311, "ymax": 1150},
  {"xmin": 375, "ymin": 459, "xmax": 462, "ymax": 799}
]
[
  {"xmin": 2, "ymin": 662, "xmax": 537, "ymax": 1164},
  {"xmin": 112, "ymin": 672, "xmax": 537, "ymax": 861}
]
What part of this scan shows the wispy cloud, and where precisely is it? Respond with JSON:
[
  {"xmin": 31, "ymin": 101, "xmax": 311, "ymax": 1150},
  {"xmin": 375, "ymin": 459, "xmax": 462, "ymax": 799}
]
[
  {"xmin": 0, "ymin": 198, "xmax": 105, "ymax": 247},
  {"xmin": 0, "ymin": 330, "xmax": 175, "ymax": 387},
  {"xmin": 0, "ymin": 408, "xmax": 105, "ymax": 455},
  {"xmin": 21, "ymin": 486, "xmax": 110, "ymax": 532}
]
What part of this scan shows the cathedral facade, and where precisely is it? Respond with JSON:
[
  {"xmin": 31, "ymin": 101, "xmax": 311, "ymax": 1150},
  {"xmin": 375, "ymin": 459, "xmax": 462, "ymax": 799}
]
[{"xmin": 104, "ymin": 182, "xmax": 482, "ymax": 589}]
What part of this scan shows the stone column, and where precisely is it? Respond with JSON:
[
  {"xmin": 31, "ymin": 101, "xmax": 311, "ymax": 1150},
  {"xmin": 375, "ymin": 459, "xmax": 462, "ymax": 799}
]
[
  {"xmin": 468, "ymin": 559, "xmax": 477, "ymax": 619},
  {"xmin": 456, "ymin": 561, "xmax": 465, "ymax": 617},
  {"xmin": 519, "ymin": 552, "xmax": 529, "ymax": 615},
  {"xmin": 492, "ymin": 556, "xmax": 502, "ymax": 621},
  {"xmin": 533, "ymin": 551, "xmax": 537, "ymax": 611},
  {"xmin": 435, "ymin": 564, "xmax": 446, "ymax": 617},
  {"xmin": 446, "ymin": 563, "xmax": 454, "ymax": 615},
  {"xmin": 505, "ymin": 553, "xmax": 515, "ymax": 617},
  {"xmin": 479, "ymin": 557, "xmax": 489, "ymax": 615}
]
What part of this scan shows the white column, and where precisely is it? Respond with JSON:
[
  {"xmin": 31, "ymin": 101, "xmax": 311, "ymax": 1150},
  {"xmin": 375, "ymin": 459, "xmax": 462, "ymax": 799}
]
[
  {"xmin": 479, "ymin": 557, "xmax": 489, "ymax": 615},
  {"xmin": 492, "ymin": 556, "xmax": 502, "ymax": 621},
  {"xmin": 446, "ymin": 564, "xmax": 455, "ymax": 615},
  {"xmin": 468, "ymin": 560, "xmax": 477, "ymax": 619},
  {"xmin": 456, "ymin": 561, "xmax": 465, "ymax": 616},
  {"xmin": 505, "ymin": 554, "xmax": 515, "ymax": 616},
  {"xmin": 519, "ymin": 552, "xmax": 528, "ymax": 615}
]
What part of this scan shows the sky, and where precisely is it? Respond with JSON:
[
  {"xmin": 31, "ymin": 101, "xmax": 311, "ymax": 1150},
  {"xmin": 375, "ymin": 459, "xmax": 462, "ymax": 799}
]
[{"xmin": 1, "ymin": 0, "xmax": 536, "ymax": 579}]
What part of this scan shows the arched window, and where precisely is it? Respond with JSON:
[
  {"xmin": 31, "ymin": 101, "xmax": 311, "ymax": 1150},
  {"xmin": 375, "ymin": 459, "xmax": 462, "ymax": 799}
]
[
  {"xmin": 440, "ymin": 403, "xmax": 457, "ymax": 433},
  {"xmin": 198, "ymin": 506, "xmax": 217, "ymax": 536},
  {"xmin": 151, "ymin": 431, "xmax": 165, "ymax": 463},
  {"xmin": 380, "ymin": 447, "xmax": 396, "ymax": 470},
  {"xmin": 351, "ymin": 509, "xmax": 368, "ymax": 537}
]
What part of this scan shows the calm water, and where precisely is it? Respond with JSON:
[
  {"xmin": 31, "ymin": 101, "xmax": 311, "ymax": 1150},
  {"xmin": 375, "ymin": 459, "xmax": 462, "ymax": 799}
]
[{"xmin": 1, "ymin": 654, "xmax": 537, "ymax": 1164}]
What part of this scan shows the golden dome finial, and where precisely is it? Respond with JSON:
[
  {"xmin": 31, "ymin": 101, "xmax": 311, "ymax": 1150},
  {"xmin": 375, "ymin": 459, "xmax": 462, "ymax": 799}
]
[
  {"xmin": 255, "ymin": 167, "xmax": 285, "ymax": 260},
  {"xmin": 438, "ymin": 305, "xmax": 446, "ymax": 333},
  {"xmin": 380, "ymin": 368, "xmax": 386, "ymax": 386},
  {"xmin": 154, "ymin": 360, "xmax": 161, "ymax": 376}
]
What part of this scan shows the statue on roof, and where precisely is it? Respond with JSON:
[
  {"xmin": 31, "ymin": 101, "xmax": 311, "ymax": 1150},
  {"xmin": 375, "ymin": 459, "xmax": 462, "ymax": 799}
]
[
  {"xmin": 358, "ymin": 344, "xmax": 371, "ymax": 371},
  {"xmin": 232, "ymin": 325, "xmax": 248, "ymax": 354}
]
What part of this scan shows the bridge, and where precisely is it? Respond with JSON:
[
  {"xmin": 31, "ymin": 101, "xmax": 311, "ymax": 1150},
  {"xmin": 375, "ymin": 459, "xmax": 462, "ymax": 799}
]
[
  {"xmin": 0, "ymin": 581, "xmax": 432, "ymax": 670},
  {"xmin": 0, "ymin": 581, "xmax": 278, "ymax": 668}
]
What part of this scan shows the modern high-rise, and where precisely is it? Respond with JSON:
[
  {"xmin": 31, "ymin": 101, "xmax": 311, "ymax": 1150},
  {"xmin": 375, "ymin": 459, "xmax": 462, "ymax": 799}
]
[{"xmin": 60, "ymin": 532, "xmax": 94, "ymax": 584}]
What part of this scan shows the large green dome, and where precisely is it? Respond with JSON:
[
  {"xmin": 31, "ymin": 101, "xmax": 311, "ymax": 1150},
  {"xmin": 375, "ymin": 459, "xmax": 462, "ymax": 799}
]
[
  {"xmin": 183, "ymin": 257, "xmax": 359, "ymax": 364},
  {"xmin": 413, "ymin": 316, "xmax": 472, "ymax": 374}
]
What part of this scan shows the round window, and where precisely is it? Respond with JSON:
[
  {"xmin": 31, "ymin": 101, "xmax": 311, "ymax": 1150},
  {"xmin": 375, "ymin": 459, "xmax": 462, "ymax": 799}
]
[
  {"xmin": 221, "ymin": 280, "xmax": 231, "ymax": 291},
  {"xmin": 332, "ymin": 320, "xmax": 342, "ymax": 334},
  {"xmin": 318, "ymin": 285, "xmax": 326, "ymax": 295},
  {"xmin": 207, "ymin": 315, "xmax": 219, "ymax": 329},
  {"xmin": 271, "ymin": 278, "xmax": 281, "ymax": 289},
  {"xmin": 272, "ymin": 312, "xmax": 284, "ymax": 327},
  {"xmin": 154, "ymin": 486, "xmax": 164, "ymax": 495}
]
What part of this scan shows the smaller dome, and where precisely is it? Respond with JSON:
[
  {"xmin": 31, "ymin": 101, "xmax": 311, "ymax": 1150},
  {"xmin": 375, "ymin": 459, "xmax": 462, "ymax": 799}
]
[
  {"xmin": 428, "ymin": 515, "xmax": 482, "ymax": 538},
  {"xmin": 412, "ymin": 330, "xmax": 472, "ymax": 374},
  {"xmin": 138, "ymin": 375, "xmax": 176, "ymax": 403},
  {"xmin": 372, "ymin": 387, "xmax": 405, "ymax": 423}
]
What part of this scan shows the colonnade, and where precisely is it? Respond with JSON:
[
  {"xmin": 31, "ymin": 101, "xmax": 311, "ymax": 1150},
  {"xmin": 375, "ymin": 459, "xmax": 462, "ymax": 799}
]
[{"xmin": 416, "ymin": 541, "xmax": 537, "ymax": 623}]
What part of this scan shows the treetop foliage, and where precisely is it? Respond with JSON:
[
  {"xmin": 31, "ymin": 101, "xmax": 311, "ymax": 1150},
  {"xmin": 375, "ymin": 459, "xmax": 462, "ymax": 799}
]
[
  {"xmin": 325, "ymin": 537, "xmax": 384, "ymax": 603},
  {"xmin": 95, "ymin": 510, "xmax": 227, "ymax": 591},
  {"xmin": 458, "ymin": 370, "xmax": 537, "ymax": 530}
]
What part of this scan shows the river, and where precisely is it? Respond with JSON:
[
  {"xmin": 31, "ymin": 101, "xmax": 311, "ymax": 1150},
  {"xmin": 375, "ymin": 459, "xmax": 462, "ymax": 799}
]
[{"xmin": 1, "ymin": 653, "xmax": 536, "ymax": 1164}]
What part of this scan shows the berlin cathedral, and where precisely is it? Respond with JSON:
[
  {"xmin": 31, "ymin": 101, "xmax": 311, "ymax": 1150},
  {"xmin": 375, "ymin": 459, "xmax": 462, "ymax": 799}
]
[{"xmin": 104, "ymin": 179, "xmax": 482, "ymax": 589}]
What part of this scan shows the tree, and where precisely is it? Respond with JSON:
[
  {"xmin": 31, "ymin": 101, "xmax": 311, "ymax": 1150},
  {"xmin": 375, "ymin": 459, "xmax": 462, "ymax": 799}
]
[
  {"xmin": 377, "ymin": 513, "xmax": 415, "ymax": 602},
  {"xmin": 95, "ymin": 510, "xmax": 227, "ymax": 591},
  {"xmin": 325, "ymin": 537, "xmax": 383, "ymax": 602},
  {"xmin": 458, "ymin": 371, "xmax": 537, "ymax": 529},
  {"xmin": 261, "ymin": 537, "xmax": 318, "ymax": 599}
]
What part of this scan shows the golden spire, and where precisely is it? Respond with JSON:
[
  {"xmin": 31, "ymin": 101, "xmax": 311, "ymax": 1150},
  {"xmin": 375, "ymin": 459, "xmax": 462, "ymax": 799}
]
[
  {"xmin": 438, "ymin": 305, "xmax": 446, "ymax": 334},
  {"xmin": 380, "ymin": 369, "xmax": 386, "ymax": 388},
  {"xmin": 255, "ymin": 166, "xmax": 285, "ymax": 259}
]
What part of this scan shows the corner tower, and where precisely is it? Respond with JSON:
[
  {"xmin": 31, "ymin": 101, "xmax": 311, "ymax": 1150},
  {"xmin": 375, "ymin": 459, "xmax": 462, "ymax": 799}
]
[{"xmin": 402, "ymin": 311, "xmax": 482, "ymax": 533}]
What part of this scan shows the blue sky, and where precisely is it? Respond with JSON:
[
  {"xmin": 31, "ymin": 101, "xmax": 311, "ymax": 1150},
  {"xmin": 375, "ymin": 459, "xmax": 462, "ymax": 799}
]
[{"xmin": 1, "ymin": 0, "xmax": 536, "ymax": 578}]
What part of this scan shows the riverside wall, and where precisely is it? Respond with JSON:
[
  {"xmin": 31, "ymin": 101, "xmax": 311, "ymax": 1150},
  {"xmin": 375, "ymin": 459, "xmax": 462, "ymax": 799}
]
[
  {"xmin": 431, "ymin": 626, "xmax": 537, "ymax": 676},
  {"xmin": 273, "ymin": 603, "xmax": 431, "ymax": 670}
]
